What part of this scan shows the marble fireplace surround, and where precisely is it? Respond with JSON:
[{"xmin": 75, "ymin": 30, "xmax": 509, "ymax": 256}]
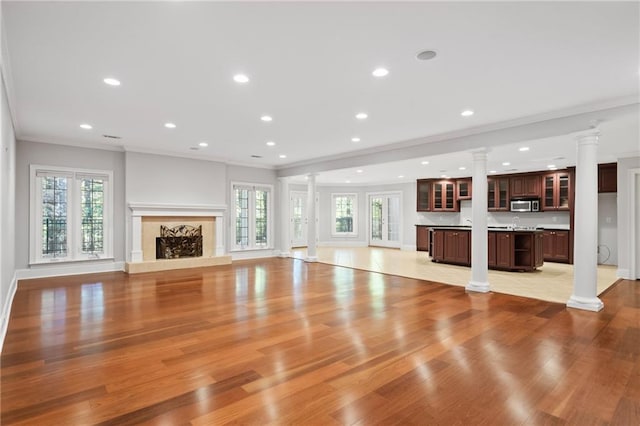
[{"xmin": 126, "ymin": 203, "xmax": 231, "ymax": 274}]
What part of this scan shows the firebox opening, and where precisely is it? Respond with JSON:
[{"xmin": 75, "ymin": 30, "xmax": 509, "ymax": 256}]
[{"xmin": 155, "ymin": 225, "xmax": 203, "ymax": 259}]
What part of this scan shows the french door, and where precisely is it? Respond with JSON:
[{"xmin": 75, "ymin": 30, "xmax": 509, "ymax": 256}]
[
  {"xmin": 290, "ymin": 191, "xmax": 319, "ymax": 248},
  {"xmin": 369, "ymin": 192, "xmax": 401, "ymax": 248}
]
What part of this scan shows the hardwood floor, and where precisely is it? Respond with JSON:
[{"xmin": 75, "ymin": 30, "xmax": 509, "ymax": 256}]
[{"xmin": 1, "ymin": 258, "xmax": 638, "ymax": 425}]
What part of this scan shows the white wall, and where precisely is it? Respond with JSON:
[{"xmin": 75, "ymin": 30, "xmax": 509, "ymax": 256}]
[
  {"xmin": 617, "ymin": 156, "xmax": 640, "ymax": 278},
  {"xmin": 1, "ymin": 72, "xmax": 17, "ymax": 346},
  {"xmin": 598, "ymin": 193, "xmax": 617, "ymax": 265},
  {"xmin": 15, "ymin": 140, "xmax": 126, "ymax": 269}
]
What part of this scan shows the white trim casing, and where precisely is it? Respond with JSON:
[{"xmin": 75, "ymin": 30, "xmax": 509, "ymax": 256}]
[
  {"xmin": 628, "ymin": 167, "xmax": 640, "ymax": 280},
  {"xmin": 318, "ymin": 241, "xmax": 368, "ymax": 247},
  {"xmin": 0, "ymin": 272, "xmax": 18, "ymax": 354}
]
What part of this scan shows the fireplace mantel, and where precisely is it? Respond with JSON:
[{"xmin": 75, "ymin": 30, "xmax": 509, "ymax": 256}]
[{"xmin": 127, "ymin": 202, "xmax": 228, "ymax": 272}]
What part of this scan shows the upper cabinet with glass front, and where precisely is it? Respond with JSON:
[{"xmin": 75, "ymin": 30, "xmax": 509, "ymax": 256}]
[
  {"xmin": 542, "ymin": 171, "xmax": 571, "ymax": 211},
  {"xmin": 432, "ymin": 180, "xmax": 458, "ymax": 212},
  {"xmin": 417, "ymin": 179, "xmax": 432, "ymax": 211}
]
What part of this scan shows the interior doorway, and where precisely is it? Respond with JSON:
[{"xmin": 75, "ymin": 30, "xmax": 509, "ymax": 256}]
[
  {"xmin": 368, "ymin": 192, "xmax": 402, "ymax": 248},
  {"xmin": 290, "ymin": 191, "xmax": 319, "ymax": 248}
]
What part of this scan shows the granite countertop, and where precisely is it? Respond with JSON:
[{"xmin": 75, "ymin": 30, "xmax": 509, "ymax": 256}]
[{"xmin": 417, "ymin": 225, "xmax": 543, "ymax": 232}]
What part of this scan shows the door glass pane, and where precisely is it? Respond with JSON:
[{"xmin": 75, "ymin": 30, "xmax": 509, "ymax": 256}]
[
  {"xmin": 387, "ymin": 196, "xmax": 400, "ymax": 242},
  {"xmin": 446, "ymin": 183, "xmax": 454, "ymax": 209},
  {"xmin": 371, "ymin": 198, "xmax": 382, "ymax": 241},
  {"xmin": 434, "ymin": 184, "xmax": 442, "ymax": 209},
  {"xmin": 499, "ymin": 179, "xmax": 508, "ymax": 208},
  {"xmin": 293, "ymin": 197, "xmax": 303, "ymax": 240},
  {"xmin": 488, "ymin": 180, "xmax": 495, "ymax": 208},
  {"xmin": 558, "ymin": 174, "xmax": 569, "ymax": 208}
]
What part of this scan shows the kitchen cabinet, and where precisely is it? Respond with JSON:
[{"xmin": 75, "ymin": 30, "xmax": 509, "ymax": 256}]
[
  {"xmin": 431, "ymin": 228, "xmax": 542, "ymax": 271},
  {"xmin": 598, "ymin": 163, "xmax": 617, "ymax": 193},
  {"xmin": 542, "ymin": 171, "xmax": 571, "ymax": 211},
  {"xmin": 456, "ymin": 179, "xmax": 472, "ymax": 200},
  {"xmin": 417, "ymin": 179, "xmax": 432, "ymax": 211},
  {"xmin": 542, "ymin": 230, "xmax": 570, "ymax": 263},
  {"xmin": 510, "ymin": 174, "xmax": 541, "ymax": 198},
  {"xmin": 416, "ymin": 226, "xmax": 429, "ymax": 251},
  {"xmin": 488, "ymin": 177, "xmax": 509, "ymax": 211},
  {"xmin": 432, "ymin": 180, "xmax": 457, "ymax": 212}
]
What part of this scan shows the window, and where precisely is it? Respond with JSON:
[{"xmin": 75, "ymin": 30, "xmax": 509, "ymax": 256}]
[
  {"xmin": 30, "ymin": 165, "xmax": 113, "ymax": 263},
  {"xmin": 332, "ymin": 193, "xmax": 357, "ymax": 236},
  {"xmin": 231, "ymin": 182, "xmax": 273, "ymax": 250}
]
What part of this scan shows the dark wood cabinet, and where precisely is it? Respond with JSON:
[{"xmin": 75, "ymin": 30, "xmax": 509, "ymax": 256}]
[
  {"xmin": 456, "ymin": 179, "xmax": 472, "ymax": 200},
  {"xmin": 542, "ymin": 230, "xmax": 570, "ymax": 262},
  {"xmin": 510, "ymin": 174, "xmax": 541, "ymax": 198},
  {"xmin": 488, "ymin": 232, "xmax": 496, "ymax": 267},
  {"xmin": 488, "ymin": 178, "xmax": 509, "ymax": 211},
  {"xmin": 542, "ymin": 171, "xmax": 571, "ymax": 211},
  {"xmin": 439, "ymin": 230, "xmax": 470, "ymax": 265},
  {"xmin": 431, "ymin": 229, "xmax": 444, "ymax": 261},
  {"xmin": 417, "ymin": 179, "xmax": 432, "ymax": 211},
  {"xmin": 416, "ymin": 226, "xmax": 429, "ymax": 251},
  {"xmin": 598, "ymin": 163, "xmax": 617, "ymax": 193},
  {"xmin": 495, "ymin": 233, "xmax": 513, "ymax": 268},
  {"xmin": 432, "ymin": 180, "xmax": 457, "ymax": 212}
]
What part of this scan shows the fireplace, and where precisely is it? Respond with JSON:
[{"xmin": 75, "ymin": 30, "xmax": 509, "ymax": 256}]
[
  {"xmin": 126, "ymin": 203, "xmax": 231, "ymax": 274},
  {"xmin": 155, "ymin": 225, "xmax": 203, "ymax": 259}
]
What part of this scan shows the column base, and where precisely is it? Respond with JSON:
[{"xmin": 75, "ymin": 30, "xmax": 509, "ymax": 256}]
[
  {"xmin": 305, "ymin": 256, "xmax": 318, "ymax": 263},
  {"xmin": 466, "ymin": 280, "xmax": 491, "ymax": 293},
  {"xmin": 567, "ymin": 295, "xmax": 604, "ymax": 312},
  {"xmin": 278, "ymin": 251, "xmax": 291, "ymax": 258}
]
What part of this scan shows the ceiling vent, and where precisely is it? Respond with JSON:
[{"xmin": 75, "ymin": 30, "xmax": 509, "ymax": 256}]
[
  {"xmin": 102, "ymin": 134, "xmax": 121, "ymax": 139},
  {"xmin": 251, "ymin": 155, "xmax": 263, "ymax": 158}
]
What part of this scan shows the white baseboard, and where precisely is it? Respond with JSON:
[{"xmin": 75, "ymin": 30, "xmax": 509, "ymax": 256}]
[
  {"xmin": 402, "ymin": 244, "xmax": 417, "ymax": 251},
  {"xmin": 616, "ymin": 268, "xmax": 630, "ymax": 279},
  {"xmin": 230, "ymin": 249, "xmax": 279, "ymax": 261},
  {"xmin": 318, "ymin": 241, "xmax": 368, "ymax": 247},
  {"xmin": 16, "ymin": 260, "xmax": 125, "ymax": 280},
  {"xmin": 0, "ymin": 272, "xmax": 18, "ymax": 354}
]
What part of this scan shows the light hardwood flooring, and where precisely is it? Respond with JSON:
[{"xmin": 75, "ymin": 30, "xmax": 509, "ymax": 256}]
[{"xmin": 291, "ymin": 246, "xmax": 619, "ymax": 304}]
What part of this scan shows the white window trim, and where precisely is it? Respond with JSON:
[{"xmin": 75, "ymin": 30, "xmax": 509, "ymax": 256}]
[
  {"xmin": 230, "ymin": 181, "xmax": 274, "ymax": 251},
  {"xmin": 331, "ymin": 192, "xmax": 358, "ymax": 237},
  {"xmin": 30, "ymin": 164, "xmax": 114, "ymax": 265}
]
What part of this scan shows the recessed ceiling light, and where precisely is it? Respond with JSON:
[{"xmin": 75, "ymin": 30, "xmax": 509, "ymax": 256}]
[
  {"xmin": 398, "ymin": 175, "xmax": 404, "ymax": 178},
  {"xmin": 356, "ymin": 169, "xmax": 363, "ymax": 173},
  {"xmin": 502, "ymin": 162, "xmax": 510, "ymax": 166},
  {"xmin": 261, "ymin": 115, "xmax": 273, "ymax": 122},
  {"xmin": 103, "ymin": 78, "xmax": 120, "ymax": 86},
  {"xmin": 547, "ymin": 164, "xmax": 556, "ymax": 168},
  {"xmin": 421, "ymin": 161, "xmax": 429, "ymax": 165},
  {"xmin": 198, "ymin": 142, "xmax": 208, "ymax": 147},
  {"xmin": 266, "ymin": 141, "xmax": 276, "ymax": 146},
  {"xmin": 345, "ymin": 180, "xmax": 351, "ymax": 183},
  {"xmin": 233, "ymin": 74, "xmax": 249, "ymax": 83},
  {"xmin": 459, "ymin": 166, "xmax": 466, "ymax": 170},
  {"xmin": 548, "ymin": 167, "xmax": 558, "ymax": 170},
  {"xmin": 351, "ymin": 137, "xmax": 361, "ymax": 142},
  {"xmin": 441, "ymin": 174, "xmax": 447, "ymax": 178},
  {"xmin": 79, "ymin": 123, "xmax": 92, "ymax": 130},
  {"xmin": 461, "ymin": 110, "xmax": 474, "ymax": 117},
  {"xmin": 416, "ymin": 50, "xmax": 437, "ymax": 61},
  {"xmin": 372, "ymin": 68, "xmax": 389, "ymax": 77},
  {"xmin": 519, "ymin": 147, "xmax": 530, "ymax": 152},
  {"xmin": 355, "ymin": 112, "xmax": 368, "ymax": 120},
  {"xmin": 489, "ymin": 170, "xmax": 497, "ymax": 174},
  {"xmin": 279, "ymin": 154, "xmax": 287, "ymax": 159},
  {"xmin": 164, "ymin": 122, "xmax": 176, "ymax": 129}
]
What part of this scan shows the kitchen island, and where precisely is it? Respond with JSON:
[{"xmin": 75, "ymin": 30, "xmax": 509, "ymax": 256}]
[{"xmin": 430, "ymin": 226, "xmax": 544, "ymax": 271}]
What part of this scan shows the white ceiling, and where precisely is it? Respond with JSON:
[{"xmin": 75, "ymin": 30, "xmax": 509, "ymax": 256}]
[{"xmin": 2, "ymin": 1, "xmax": 639, "ymax": 184}]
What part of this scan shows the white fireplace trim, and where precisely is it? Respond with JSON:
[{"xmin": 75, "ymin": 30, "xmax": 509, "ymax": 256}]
[{"xmin": 128, "ymin": 202, "xmax": 227, "ymax": 261}]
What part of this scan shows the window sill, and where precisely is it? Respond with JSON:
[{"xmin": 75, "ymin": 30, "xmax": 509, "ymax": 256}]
[{"xmin": 29, "ymin": 257, "xmax": 115, "ymax": 267}]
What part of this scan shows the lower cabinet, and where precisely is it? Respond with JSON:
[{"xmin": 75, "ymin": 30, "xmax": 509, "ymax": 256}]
[
  {"xmin": 416, "ymin": 226, "xmax": 430, "ymax": 251},
  {"xmin": 433, "ymin": 229, "xmax": 543, "ymax": 271},
  {"xmin": 542, "ymin": 230, "xmax": 570, "ymax": 263}
]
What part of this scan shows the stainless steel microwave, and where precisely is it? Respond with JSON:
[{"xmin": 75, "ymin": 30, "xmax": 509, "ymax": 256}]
[{"xmin": 510, "ymin": 199, "xmax": 540, "ymax": 212}]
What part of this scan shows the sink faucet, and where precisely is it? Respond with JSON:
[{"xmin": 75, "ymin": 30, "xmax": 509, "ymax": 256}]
[
  {"xmin": 512, "ymin": 216, "xmax": 520, "ymax": 229},
  {"xmin": 465, "ymin": 219, "xmax": 472, "ymax": 225}
]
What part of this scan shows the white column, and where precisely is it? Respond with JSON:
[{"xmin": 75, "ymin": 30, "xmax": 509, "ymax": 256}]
[
  {"xmin": 306, "ymin": 173, "xmax": 318, "ymax": 262},
  {"xmin": 215, "ymin": 215, "xmax": 225, "ymax": 256},
  {"xmin": 567, "ymin": 129, "xmax": 603, "ymax": 311},
  {"xmin": 130, "ymin": 214, "xmax": 143, "ymax": 262},
  {"xmin": 466, "ymin": 150, "xmax": 490, "ymax": 293},
  {"xmin": 278, "ymin": 177, "xmax": 291, "ymax": 257}
]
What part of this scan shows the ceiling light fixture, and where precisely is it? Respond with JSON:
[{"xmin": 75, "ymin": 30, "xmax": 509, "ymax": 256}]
[
  {"xmin": 502, "ymin": 162, "xmax": 510, "ymax": 166},
  {"xmin": 416, "ymin": 50, "xmax": 437, "ymax": 61},
  {"xmin": 233, "ymin": 74, "xmax": 249, "ymax": 83},
  {"xmin": 356, "ymin": 169, "xmax": 363, "ymax": 173},
  {"xmin": 489, "ymin": 170, "xmax": 497, "ymax": 174},
  {"xmin": 279, "ymin": 154, "xmax": 287, "ymax": 159},
  {"xmin": 261, "ymin": 115, "xmax": 273, "ymax": 122},
  {"xmin": 547, "ymin": 164, "xmax": 556, "ymax": 168},
  {"xmin": 103, "ymin": 77, "xmax": 121, "ymax": 86},
  {"xmin": 351, "ymin": 137, "xmax": 361, "ymax": 142},
  {"xmin": 79, "ymin": 123, "xmax": 92, "ymax": 130},
  {"xmin": 398, "ymin": 175, "xmax": 404, "ymax": 178},
  {"xmin": 372, "ymin": 68, "xmax": 389, "ymax": 77},
  {"xmin": 345, "ymin": 180, "xmax": 351, "ymax": 183},
  {"xmin": 459, "ymin": 166, "xmax": 466, "ymax": 170},
  {"xmin": 198, "ymin": 142, "xmax": 208, "ymax": 147},
  {"xmin": 461, "ymin": 110, "xmax": 474, "ymax": 117},
  {"xmin": 164, "ymin": 122, "xmax": 176, "ymax": 129},
  {"xmin": 421, "ymin": 161, "xmax": 429, "ymax": 165},
  {"xmin": 355, "ymin": 112, "xmax": 368, "ymax": 120},
  {"xmin": 266, "ymin": 141, "xmax": 276, "ymax": 146},
  {"xmin": 519, "ymin": 147, "xmax": 530, "ymax": 152}
]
